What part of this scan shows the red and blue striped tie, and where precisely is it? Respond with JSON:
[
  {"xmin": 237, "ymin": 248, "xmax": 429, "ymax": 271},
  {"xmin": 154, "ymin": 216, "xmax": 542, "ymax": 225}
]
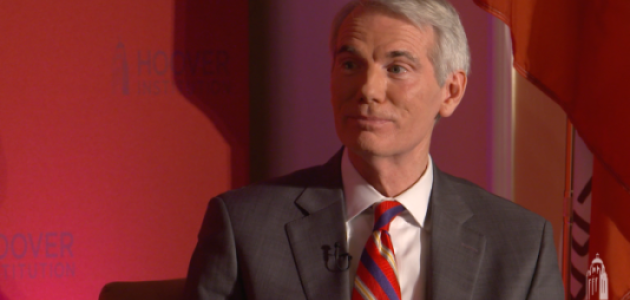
[{"xmin": 352, "ymin": 201, "xmax": 406, "ymax": 300}]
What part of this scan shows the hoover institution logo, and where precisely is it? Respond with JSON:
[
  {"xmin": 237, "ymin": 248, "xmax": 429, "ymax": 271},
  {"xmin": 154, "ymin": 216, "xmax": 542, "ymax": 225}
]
[
  {"xmin": 113, "ymin": 42, "xmax": 231, "ymax": 96},
  {"xmin": 586, "ymin": 253, "xmax": 608, "ymax": 300},
  {"xmin": 0, "ymin": 232, "xmax": 75, "ymax": 280}
]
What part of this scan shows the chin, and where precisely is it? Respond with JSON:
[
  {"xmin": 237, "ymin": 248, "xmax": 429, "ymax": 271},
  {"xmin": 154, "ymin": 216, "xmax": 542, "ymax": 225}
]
[{"xmin": 343, "ymin": 132, "xmax": 393, "ymax": 157}]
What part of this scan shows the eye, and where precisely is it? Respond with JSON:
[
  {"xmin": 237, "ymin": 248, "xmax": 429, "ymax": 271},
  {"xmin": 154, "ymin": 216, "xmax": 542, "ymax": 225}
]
[
  {"xmin": 341, "ymin": 60, "xmax": 358, "ymax": 70},
  {"xmin": 388, "ymin": 65, "xmax": 408, "ymax": 74}
]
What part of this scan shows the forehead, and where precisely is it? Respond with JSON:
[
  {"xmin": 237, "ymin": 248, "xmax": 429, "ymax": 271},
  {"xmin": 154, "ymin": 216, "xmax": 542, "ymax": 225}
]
[{"xmin": 334, "ymin": 6, "xmax": 434, "ymax": 56}]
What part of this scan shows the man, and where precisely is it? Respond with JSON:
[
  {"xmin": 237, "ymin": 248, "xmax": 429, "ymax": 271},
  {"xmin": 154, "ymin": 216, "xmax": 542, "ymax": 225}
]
[{"xmin": 184, "ymin": 0, "xmax": 565, "ymax": 299}]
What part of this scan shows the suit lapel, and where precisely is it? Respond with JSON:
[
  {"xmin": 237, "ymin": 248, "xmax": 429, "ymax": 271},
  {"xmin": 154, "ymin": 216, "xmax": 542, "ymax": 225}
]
[
  {"xmin": 285, "ymin": 150, "xmax": 351, "ymax": 300},
  {"xmin": 427, "ymin": 167, "xmax": 486, "ymax": 300}
]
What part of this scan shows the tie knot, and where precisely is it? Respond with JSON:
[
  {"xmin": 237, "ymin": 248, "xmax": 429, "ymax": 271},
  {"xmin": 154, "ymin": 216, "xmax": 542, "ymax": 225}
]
[{"xmin": 373, "ymin": 201, "xmax": 406, "ymax": 231}]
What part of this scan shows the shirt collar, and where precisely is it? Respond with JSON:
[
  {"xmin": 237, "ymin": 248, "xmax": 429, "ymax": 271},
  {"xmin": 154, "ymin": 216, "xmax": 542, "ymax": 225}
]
[{"xmin": 341, "ymin": 148, "xmax": 433, "ymax": 227}]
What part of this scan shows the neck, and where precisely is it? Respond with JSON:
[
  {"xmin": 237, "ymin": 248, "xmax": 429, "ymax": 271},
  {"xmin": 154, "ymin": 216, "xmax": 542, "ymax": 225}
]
[{"xmin": 348, "ymin": 148, "xmax": 429, "ymax": 197}]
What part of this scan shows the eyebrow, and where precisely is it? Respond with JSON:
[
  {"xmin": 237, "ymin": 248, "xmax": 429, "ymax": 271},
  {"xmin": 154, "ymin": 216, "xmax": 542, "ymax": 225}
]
[
  {"xmin": 387, "ymin": 50, "xmax": 418, "ymax": 63},
  {"xmin": 335, "ymin": 45, "xmax": 357, "ymax": 56},
  {"xmin": 334, "ymin": 46, "xmax": 419, "ymax": 65}
]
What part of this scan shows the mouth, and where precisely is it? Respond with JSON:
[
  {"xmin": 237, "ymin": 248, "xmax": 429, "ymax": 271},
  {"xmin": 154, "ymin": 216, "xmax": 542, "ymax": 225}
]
[{"xmin": 345, "ymin": 115, "xmax": 393, "ymax": 128}]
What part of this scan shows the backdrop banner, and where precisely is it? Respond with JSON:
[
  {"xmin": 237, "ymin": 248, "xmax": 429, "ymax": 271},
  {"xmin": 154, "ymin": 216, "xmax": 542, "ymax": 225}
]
[
  {"xmin": 0, "ymin": 0, "xmax": 249, "ymax": 299},
  {"xmin": 570, "ymin": 134, "xmax": 592, "ymax": 300},
  {"xmin": 474, "ymin": 0, "xmax": 630, "ymax": 191},
  {"xmin": 589, "ymin": 161, "xmax": 630, "ymax": 300},
  {"xmin": 473, "ymin": 0, "xmax": 630, "ymax": 297}
]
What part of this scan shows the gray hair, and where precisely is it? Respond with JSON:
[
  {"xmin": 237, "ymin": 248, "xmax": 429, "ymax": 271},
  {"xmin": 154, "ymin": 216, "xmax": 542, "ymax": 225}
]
[{"xmin": 330, "ymin": 0, "xmax": 470, "ymax": 86}]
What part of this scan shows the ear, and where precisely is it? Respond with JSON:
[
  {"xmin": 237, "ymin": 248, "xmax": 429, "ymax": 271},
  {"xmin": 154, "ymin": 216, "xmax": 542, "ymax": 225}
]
[{"xmin": 438, "ymin": 70, "xmax": 467, "ymax": 118}]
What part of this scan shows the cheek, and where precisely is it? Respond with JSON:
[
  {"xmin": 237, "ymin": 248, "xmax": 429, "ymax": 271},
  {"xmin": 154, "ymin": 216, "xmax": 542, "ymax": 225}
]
[
  {"xmin": 388, "ymin": 83, "xmax": 423, "ymax": 115},
  {"xmin": 390, "ymin": 86, "xmax": 438, "ymax": 129},
  {"xmin": 331, "ymin": 78, "xmax": 356, "ymax": 108}
]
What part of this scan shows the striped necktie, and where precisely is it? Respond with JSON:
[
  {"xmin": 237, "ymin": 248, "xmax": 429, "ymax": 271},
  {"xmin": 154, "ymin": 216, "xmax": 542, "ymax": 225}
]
[{"xmin": 352, "ymin": 201, "xmax": 406, "ymax": 300}]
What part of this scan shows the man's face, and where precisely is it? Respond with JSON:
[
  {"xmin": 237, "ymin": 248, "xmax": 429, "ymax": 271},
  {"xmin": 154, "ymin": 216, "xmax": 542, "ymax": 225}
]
[{"xmin": 330, "ymin": 7, "xmax": 464, "ymax": 159}]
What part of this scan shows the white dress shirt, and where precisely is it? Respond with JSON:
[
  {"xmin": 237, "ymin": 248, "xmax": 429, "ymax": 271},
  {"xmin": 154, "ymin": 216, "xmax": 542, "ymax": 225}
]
[{"xmin": 342, "ymin": 149, "xmax": 433, "ymax": 300}]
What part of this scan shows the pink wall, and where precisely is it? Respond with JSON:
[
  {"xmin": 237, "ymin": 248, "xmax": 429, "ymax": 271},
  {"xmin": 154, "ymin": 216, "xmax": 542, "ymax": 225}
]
[
  {"xmin": 431, "ymin": 0, "xmax": 493, "ymax": 189},
  {"xmin": 250, "ymin": 0, "xmax": 345, "ymax": 180}
]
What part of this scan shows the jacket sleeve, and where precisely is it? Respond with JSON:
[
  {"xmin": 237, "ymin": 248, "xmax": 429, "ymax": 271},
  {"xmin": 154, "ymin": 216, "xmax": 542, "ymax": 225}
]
[
  {"xmin": 526, "ymin": 220, "xmax": 565, "ymax": 300},
  {"xmin": 184, "ymin": 197, "xmax": 245, "ymax": 300}
]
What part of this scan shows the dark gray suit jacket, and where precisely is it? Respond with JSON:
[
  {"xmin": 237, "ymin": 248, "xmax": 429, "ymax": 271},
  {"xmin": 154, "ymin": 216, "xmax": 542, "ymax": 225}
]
[{"xmin": 184, "ymin": 151, "xmax": 564, "ymax": 300}]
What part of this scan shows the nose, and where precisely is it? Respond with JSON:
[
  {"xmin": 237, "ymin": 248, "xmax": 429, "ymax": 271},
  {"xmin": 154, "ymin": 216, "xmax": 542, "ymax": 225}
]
[{"xmin": 360, "ymin": 65, "xmax": 386, "ymax": 103}]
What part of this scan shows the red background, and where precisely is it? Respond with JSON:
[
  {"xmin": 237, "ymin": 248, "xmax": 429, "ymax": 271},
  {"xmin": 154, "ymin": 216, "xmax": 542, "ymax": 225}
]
[{"xmin": 0, "ymin": 0, "xmax": 249, "ymax": 299}]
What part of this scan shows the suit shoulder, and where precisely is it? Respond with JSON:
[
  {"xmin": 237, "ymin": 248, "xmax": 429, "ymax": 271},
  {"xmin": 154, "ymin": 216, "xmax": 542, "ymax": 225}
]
[
  {"xmin": 213, "ymin": 163, "xmax": 330, "ymax": 206},
  {"xmin": 201, "ymin": 163, "xmax": 337, "ymax": 236},
  {"xmin": 441, "ymin": 172, "xmax": 548, "ymax": 227}
]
